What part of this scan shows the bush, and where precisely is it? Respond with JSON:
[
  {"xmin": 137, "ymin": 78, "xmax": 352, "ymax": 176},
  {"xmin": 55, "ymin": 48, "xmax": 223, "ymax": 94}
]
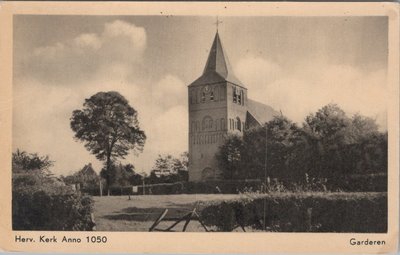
[
  {"xmin": 12, "ymin": 172, "xmax": 94, "ymax": 231},
  {"xmin": 326, "ymin": 173, "xmax": 387, "ymax": 192},
  {"xmin": 200, "ymin": 192, "xmax": 387, "ymax": 232}
]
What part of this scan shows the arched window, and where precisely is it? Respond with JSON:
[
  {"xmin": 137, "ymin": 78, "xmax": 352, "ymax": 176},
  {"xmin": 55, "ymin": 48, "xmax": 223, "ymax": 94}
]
[
  {"xmin": 202, "ymin": 92, "xmax": 206, "ymax": 103},
  {"xmin": 210, "ymin": 91, "xmax": 214, "ymax": 101},
  {"xmin": 233, "ymin": 87, "xmax": 237, "ymax": 103},
  {"xmin": 202, "ymin": 116, "xmax": 213, "ymax": 130},
  {"xmin": 236, "ymin": 117, "xmax": 241, "ymax": 131},
  {"xmin": 198, "ymin": 89, "xmax": 202, "ymax": 103},
  {"xmin": 213, "ymin": 86, "xmax": 219, "ymax": 101}
]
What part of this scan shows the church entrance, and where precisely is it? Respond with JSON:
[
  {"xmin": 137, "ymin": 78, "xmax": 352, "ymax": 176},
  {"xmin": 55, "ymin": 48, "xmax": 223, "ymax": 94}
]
[{"xmin": 201, "ymin": 167, "xmax": 216, "ymax": 180}]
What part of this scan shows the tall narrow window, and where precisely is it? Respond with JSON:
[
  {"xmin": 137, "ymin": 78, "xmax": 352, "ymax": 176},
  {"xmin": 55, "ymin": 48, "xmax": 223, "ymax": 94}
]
[
  {"xmin": 238, "ymin": 90, "xmax": 242, "ymax": 104},
  {"xmin": 210, "ymin": 91, "xmax": 214, "ymax": 101},
  {"xmin": 214, "ymin": 87, "xmax": 219, "ymax": 101},
  {"xmin": 202, "ymin": 92, "xmax": 206, "ymax": 103},
  {"xmin": 237, "ymin": 117, "xmax": 241, "ymax": 131},
  {"xmin": 233, "ymin": 87, "xmax": 237, "ymax": 103},
  {"xmin": 221, "ymin": 118, "xmax": 225, "ymax": 130}
]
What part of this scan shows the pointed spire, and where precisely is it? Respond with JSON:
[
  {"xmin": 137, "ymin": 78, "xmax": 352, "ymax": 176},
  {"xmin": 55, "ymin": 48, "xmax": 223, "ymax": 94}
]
[
  {"xmin": 203, "ymin": 32, "xmax": 229, "ymax": 78},
  {"xmin": 189, "ymin": 32, "xmax": 244, "ymax": 87}
]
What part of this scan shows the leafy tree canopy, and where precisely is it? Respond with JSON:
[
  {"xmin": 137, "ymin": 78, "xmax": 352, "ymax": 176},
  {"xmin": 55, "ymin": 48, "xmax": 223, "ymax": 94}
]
[
  {"xmin": 70, "ymin": 91, "xmax": 146, "ymax": 195},
  {"xmin": 216, "ymin": 104, "xmax": 387, "ymax": 181},
  {"xmin": 12, "ymin": 149, "xmax": 53, "ymax": 173}
]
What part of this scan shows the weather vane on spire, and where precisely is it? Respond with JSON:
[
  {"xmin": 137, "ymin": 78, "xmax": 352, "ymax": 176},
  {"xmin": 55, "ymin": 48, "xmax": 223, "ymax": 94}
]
[{"xmin": 214, "ymin": 16, "xmax": 223, "ymax": 32}]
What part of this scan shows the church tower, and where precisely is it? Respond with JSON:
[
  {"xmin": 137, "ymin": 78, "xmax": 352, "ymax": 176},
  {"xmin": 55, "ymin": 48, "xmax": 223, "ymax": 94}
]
[{"xmin": 188, "ymin": 32, "xmax": 248, "ymax": 181}]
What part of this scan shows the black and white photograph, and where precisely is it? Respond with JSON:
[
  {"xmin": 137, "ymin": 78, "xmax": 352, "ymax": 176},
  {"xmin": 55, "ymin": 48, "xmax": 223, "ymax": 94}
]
[
  {"xmin": 11, "ymin": 14, "xmax": 391, "ymax": 233},
  {"xmin": 1, "ymin": 2, "xmax": 399, "ymax": 253}
]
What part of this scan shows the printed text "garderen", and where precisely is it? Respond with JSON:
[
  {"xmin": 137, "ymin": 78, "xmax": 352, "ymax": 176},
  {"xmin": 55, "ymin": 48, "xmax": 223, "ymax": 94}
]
[{"xmin": 350, "ymin": 238, "xmax": 385, "ymax": 245}]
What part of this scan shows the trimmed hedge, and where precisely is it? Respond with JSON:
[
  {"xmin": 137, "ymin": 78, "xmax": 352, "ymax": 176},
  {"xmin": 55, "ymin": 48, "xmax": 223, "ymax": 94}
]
[
  {"xmin": 13, "ymin": 191, "xmax": 94, "ymax": 231},
  {"xmin": 199, "ymin": 192, "xmax": 387, "ymax": 232},
  {"xmin": 13, "ymin": 172, "xmax": 94, "ymax": 231},
  {"xmin": 326, "ymin": 174, "xmax": 387, "ymax": 192}
]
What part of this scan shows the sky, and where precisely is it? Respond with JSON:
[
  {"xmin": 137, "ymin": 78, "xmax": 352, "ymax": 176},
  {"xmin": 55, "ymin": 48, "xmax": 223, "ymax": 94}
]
[{"xmin": 12, "ymin": 15, "xmax": 388, "ymax": 176}]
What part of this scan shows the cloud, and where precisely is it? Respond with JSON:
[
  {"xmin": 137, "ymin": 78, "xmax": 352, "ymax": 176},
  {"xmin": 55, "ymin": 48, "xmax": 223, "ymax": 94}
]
[
  {"xmin": 73, "ymin": 33, "xmax": 102, "ymax": 50},
  {"xmin": 151, "ymin": 75, "xmax": 187, "ymax": 109},
  {"xmin": 13, "ymin": 72, "xmax": 187, "ymax": 176},
  {"xmin": 235, "ymin": 56, "xmax": 387, "ymax": 130},
  {"xmin": 235, "ymin": 56, "xmax": 281, "ymax": 86},
  {"xmin": 103, "ymin": 20, "xmax": 146, "ymax": 50},
  {"xmin": 18, "ymin": 20, "xmax": 147, "ymax": 84},
  {"xmin": 13, "ymin": 17, "xmax": 187, "ymax": 176}
]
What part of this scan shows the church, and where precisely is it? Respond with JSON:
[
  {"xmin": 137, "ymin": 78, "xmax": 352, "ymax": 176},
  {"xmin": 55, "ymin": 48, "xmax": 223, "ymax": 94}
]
[{"xmin": 188, "ymin": 31, "xmax": 278, "ymax": 181}]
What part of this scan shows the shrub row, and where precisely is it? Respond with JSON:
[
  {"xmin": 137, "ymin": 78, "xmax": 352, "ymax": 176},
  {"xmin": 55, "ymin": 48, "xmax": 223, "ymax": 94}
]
[
  {"xmin": 325, "ymin": 173, "xmax": 387, "ymax": 192},
  {"xmin": 81, "ymin": 180, "xmax": 264, "ymax": 196},
  {"xmin": 13, "ymin": 172, "xmax": 94, "ymax": 231},
  {"xmin": 83, "ymin": 174, "xmax": 386, "ymax": 196},
  {"xmin": 13, "ymin": 191, "xmax": 94, "ymax": 231},
  {"xmin": 199, "ymin": 192, "xmax": 387, "ymax": 232}
]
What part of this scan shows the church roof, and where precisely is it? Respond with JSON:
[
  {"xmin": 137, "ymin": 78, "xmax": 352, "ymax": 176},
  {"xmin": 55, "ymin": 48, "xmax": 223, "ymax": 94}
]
[
  {"xmin": 247, "ymin": 99, "xmax": 279, "ymax": 126},
  {"xmin": 189, "ymin": 32, "xmax": 245, "ymax": 87}
]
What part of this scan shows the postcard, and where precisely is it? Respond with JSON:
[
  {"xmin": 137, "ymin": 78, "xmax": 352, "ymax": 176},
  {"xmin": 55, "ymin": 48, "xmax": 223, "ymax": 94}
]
[{"xmin": 0, "ymin": 1, "xmax": 398, "ymax": 253}]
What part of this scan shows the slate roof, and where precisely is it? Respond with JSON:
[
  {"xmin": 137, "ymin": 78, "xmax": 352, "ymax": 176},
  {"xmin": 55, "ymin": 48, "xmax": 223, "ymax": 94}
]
[
  {"xmin": 189, "ymin": 32, "xmax": 244, "ymax": 87},
  {"xmin": 246, "ymin": 99, "xmax": 279, "ymax": 127}
]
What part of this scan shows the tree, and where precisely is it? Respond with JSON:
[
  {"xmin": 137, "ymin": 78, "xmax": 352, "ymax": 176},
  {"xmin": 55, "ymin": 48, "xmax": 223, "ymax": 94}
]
[
  {"xmin": 12, "ymin": 149, "xmax": 53, "ymax": 173},
  {"xmin": 173, "ymin": 152, "xmax": 189, "ymax": 181},
  {"xmin": 216, "ymin": 104, "xmax": 387, "ymax": 181},
  {"xmin": 216, "ymin": 116, "xmax": 304, "ymax": 180},
  {"xmin": 70, "ymin": 91, "xmax": 146, "ymax": 195},
  {"xmin": 216, "ymin": 135, "xmax": 244, "ymax": 179},
  {"xmin": 146, "ymin": 153, "xmax": 189, "ymax": 184}
]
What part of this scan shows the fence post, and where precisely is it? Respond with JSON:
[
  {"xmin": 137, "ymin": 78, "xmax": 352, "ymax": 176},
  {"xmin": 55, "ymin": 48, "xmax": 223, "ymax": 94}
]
[{"xmin": 306, "ymin": 207, "xmax": 312, "ymax": 232}]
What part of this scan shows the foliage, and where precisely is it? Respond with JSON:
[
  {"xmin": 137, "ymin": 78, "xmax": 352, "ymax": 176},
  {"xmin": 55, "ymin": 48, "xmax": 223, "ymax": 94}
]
[
  {"xmin": 216, "ymin": 104, "xmax": 388, "ymax": 185},
  {"xmin": 200, "ymin": 192, "xmax": 387, "ymax": 232},
  {"xmin": 216, "ymin": 136, "xmax": 244, "ymax": 179},
  {"xmin": 13, "ymin": 189, "xmax": 94, "ymax": 230},
  {"xmin": 70, "ymin": 91, "xmax": 146, "ymax": 195},
  {"xmin": 12, "ymin": 149, "xmax": 53, "ymax": 173},
  {"xmin": 12, "ymin": 156, "xmax": 94, "ymax": 230},
  {"xmin": 146, "ymin": 152, "xmax": 189, "ymax": 184},
  {"xmin": 62, "ymin": 163, "xmax": 99, "ymax": 189}
]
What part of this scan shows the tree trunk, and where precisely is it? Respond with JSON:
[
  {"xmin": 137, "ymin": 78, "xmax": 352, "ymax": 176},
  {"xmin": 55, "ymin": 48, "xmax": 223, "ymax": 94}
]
[{"xmin": 106, "ymin": 153, "xmax": 111, "ymax": 196}]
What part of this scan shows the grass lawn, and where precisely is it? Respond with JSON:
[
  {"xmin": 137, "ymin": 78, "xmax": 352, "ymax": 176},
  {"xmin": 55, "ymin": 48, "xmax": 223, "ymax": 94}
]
[
  {"xmin": 92, "ymin": 192, "xmax": 385, "ymax": 232},
  {"xmin": 92, "ymin": 194, "xmax": 244, "ymax": 232}
]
